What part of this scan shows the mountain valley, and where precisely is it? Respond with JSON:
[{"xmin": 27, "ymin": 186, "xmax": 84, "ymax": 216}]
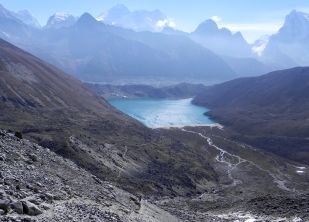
[
  {"xmin": 0, "ymin": 2, "xmax": 309, "ymax": 221},
  {"xmin": 0, "ymin": 38, "xmax": 307, "ymax": 221}
]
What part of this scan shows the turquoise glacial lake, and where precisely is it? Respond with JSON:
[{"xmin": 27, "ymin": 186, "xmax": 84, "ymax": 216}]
[{"xmin": 109, "ymin": 98, "xmax": 214, "ymax": 128}]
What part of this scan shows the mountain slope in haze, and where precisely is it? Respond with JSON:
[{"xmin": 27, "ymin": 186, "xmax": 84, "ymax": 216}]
[
  {"xmin": 222, "ymin": 56, "xmax": 273, "ymax": 77},
  {"xmin": 0, "ymin": 4, "xmax": 35, "ymax": 42},
  {"xmin": 0, "ymin": 38, "xmax": 110, "ymax": 111},
  {"xmin": 193, "ymin": 67, "xmax": 309, "ymax": 163},
  {"xmin": 191, "ymin": 19, "xmax": 252, "ymax": 58},
  {"xmin": 20, "ymin": 13, "xmax": 234, "ymax": 83},
  {"xmin": 13, "ymin": 10, "xmax": 40, "ymax": 28},
  {"xmin": 162, "ymin": 22, "xmax": 271, "ymax": 77},
  {"xmin": 45, "ymin": 12, "xmax": 77, "ymax": 29}
]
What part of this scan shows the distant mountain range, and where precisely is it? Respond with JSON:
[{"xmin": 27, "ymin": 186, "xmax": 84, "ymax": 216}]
[
  {"xmin": 1, "ymin": 4, "xmax": 309, "ymax": 83},
  {"xmin": 0, "ymin": 4, "xmax": 236, "ymax": 84}
]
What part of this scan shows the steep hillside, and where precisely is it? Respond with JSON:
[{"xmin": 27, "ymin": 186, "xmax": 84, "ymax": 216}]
[
  {"xmin": 193, "ymin": 67, "xmax": 309, "ymax": 163},
  {"xmin": 4, "ymin": 128, "xmax": 308, "ymax": 221},
  {"xmin": 0, "ymin": 39, "xmax": 111, "ymax": 111},
  {"xmin": 194, "ymin": 67, "xmax": 309, "ymax": 113}
]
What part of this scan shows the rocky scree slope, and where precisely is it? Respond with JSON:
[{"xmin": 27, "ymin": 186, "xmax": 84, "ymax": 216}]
[
  {"xmin": 0, "ymin": 129, "xmax": 182, "ymax": 222},
  {"xmin": 2, "ymin": 128, "xmax": 308, "ymax": 222}
]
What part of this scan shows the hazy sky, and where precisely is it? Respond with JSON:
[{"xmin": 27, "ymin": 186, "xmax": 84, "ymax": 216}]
[{"xmin": 1, "ymin": 0, "xmax": 309, "ymax": 43}]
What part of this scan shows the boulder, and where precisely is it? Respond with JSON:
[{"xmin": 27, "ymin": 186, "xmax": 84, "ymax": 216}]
[
  {"xmin": 0, "ymin": 199, "xmax": 11, "ymax": 213},
  {"xmin": 22, "ymin": 201, "xmax": 43, "ymax": 216},
  {"xmin": 14, "ymin": 132, "xmax": 23, "ymax": 139},
  {"xmin": 11, "ymin": 201, "xmax": 23, "ymax": 214},
  {"xmin": 28, "ymin": 154, "xmax": 38, "ymax": 162}
]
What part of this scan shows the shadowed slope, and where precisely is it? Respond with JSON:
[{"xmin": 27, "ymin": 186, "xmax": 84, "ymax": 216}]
[{"xmin": 193, "ymin": 67, "xmax": 309, "ymax": 163}]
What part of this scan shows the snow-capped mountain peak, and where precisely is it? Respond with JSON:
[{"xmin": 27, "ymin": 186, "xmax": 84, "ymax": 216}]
[
  {"xmin": 0, "ymin": 4, "xmax": 20, "ymax": 21},
  {"xmin": 276, "ymin": 10, "xmax": 309, "ymax": 41},
  {"xmin": 45, "ymin": 12, "xmax": 77, "ymax": 29},
  {"xmin": 96, "ymin": 12, "xmax": 106, "ymax": 22},
  {"xmin": 50, "ymin": 12, "xmax": 74, "ymax": 22},
  {"xmin": 15, "ymin": 10, "xmax": 41, "ymax": 28},
  {"xmin": 96, "ymin": 4, "xmax": 173, "ymax": 32}
]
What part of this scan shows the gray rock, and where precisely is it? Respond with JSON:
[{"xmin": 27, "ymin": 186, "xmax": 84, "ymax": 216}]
[
  {"xmin": 11, "ymin": 201, "xmax": 23, "ymax": 214},
  {"xmin": 29, "ymin": 197, "xmax": 41, "ymax": 205},
  {"xmin": 0, "ymin": 199, "xmax": 11, "ymax": 213},
  {"xmin": 28, "ymin": 154, "xmax": 38, "ymax": 162},
  {"xmin": 0, "ymin": 189, "xmax": 5, "ymax": 196},
  {"xmin": 40, "ymin": 203, "xmax": 50, "ymax": 210},
  {"xmin": 21, "ymin": 201, "xmax": 43, "ymax": 216},
  {"xmin": 44, "ymin": 192, "xmax": 54, "ymax": 200},
  {"xmin": 0, "ymin": 154, "xmax": 5, "ymax": 161}
]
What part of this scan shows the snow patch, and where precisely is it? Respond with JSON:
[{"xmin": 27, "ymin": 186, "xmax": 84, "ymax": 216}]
[
  {"xmin": 296, "ymin": 166, "xmax": 306, "ymax": 170},
  {"xmin": 53, "ymin": 12, "xmax": 73, "ymax": 21},
  {"xmin": 156, "ymin": 19, "xmax": 176, "ymax": 29}
]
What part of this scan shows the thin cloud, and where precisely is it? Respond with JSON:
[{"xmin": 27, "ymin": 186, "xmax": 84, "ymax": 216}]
[{"xmin": 211, "ymin": 16, "xmax": 222, "ymax": 23}]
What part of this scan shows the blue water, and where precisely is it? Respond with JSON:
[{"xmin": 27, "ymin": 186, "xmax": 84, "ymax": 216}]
[{"xmin": 109, "ymin": 98, "xmax": 214, "ymax": 128}]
